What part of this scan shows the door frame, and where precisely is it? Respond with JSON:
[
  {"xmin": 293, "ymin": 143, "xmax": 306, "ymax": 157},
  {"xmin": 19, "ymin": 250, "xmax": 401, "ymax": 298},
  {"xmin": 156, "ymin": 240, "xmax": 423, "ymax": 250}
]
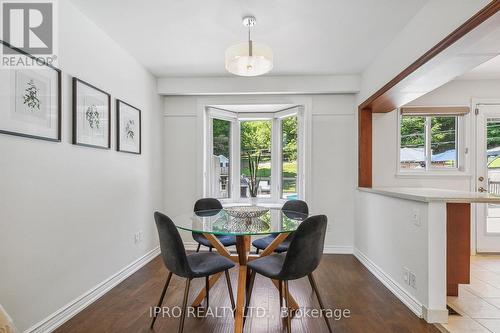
[{"xmin": 473, "ymin": 99, "xmax": 500, "ymax": 254}]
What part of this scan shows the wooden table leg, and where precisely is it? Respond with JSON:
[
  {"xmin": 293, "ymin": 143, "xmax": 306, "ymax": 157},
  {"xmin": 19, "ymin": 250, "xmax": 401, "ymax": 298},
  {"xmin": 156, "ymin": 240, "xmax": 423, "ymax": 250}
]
[
  {"xmin": 234, "ymin": 235, "xmax": 250, "ymax": 333},
  {"xmin": 192, "ymin": 232, "xmax": 299, "ymax": 331}
]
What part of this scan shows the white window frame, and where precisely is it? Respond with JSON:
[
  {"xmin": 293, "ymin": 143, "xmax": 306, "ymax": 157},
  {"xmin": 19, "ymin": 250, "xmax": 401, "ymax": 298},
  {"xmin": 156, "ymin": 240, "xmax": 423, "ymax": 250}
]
[
  {"xmin": 206, "ymin": 106, "xmax": 304, "ymax": 204},
  {"xmin": 397, "ymin": 110, "xmax": 466, "ymax": 175}
]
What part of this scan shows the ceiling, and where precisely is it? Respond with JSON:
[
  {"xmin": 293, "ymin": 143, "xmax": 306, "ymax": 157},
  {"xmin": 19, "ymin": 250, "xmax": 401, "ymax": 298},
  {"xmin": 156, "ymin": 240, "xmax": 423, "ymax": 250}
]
[
  {"xmin": 70, "ymin": 0, "xmax": 428, "ymax": 78},
  {"xmin": 459, "ymin": 55, "xmax": 500, "ymax": 80}
]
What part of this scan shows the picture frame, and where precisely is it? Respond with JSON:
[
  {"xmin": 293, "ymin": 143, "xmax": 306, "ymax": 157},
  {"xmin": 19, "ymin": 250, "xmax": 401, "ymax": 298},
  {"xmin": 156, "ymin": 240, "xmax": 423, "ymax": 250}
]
[
  {"xmin": 72, "ymin": 77, "xmax": 111, "ymax": 149},
  {"xmin": 116, "ymin": 99, "xmax": 141, "ymax": 154},
  {"xmin": 0, "ymin": 40, "xmax": 62, "ymax": 142}
]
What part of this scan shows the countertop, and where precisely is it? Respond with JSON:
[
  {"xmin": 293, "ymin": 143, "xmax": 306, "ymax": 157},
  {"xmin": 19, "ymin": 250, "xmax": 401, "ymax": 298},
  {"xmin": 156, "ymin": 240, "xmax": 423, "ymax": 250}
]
[{"xmin": 358, "ymin": 187, "xmax": 500, "ymax": 203}]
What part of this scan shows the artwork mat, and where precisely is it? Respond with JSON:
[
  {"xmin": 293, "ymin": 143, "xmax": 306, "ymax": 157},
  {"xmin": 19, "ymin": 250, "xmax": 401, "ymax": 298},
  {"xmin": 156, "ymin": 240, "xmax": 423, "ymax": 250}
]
[
  {"xmin": 72, "ymin": 77, "xmax": 111, "ymax": 149},
  {"xmin": 116, "ymin": 99, "xmax": 141, "ymax": 154},
  {"xmin": 0, "ymin": 41, "xmax": 61, "ymax": 142},
  {"xmin": 13, "ymin": 69, "xmax": 51, "ymax": 125}
]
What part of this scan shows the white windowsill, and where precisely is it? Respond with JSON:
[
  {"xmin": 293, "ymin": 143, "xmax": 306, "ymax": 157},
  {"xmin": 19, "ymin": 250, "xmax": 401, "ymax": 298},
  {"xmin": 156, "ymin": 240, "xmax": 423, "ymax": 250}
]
[
  {"xmin": 222, "ymin": 201, "xmax": 284, "ymax": 208},
  {"xmin": 396, "ymin": 171, "xmax": 472, "ymax": 178}
]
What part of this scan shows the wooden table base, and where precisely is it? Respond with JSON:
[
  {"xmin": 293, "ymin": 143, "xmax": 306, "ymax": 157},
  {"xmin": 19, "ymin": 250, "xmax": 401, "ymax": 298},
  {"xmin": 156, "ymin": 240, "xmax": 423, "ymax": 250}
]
[{"xmin": 193, "ymin": 233, "xmax": 297, "ymax": 333}]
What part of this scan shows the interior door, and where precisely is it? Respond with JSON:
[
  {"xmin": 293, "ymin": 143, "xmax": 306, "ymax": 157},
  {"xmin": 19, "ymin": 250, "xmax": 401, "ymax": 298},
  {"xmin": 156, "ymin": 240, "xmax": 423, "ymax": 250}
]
[{"xmin": 476, "ymin": 105, "xmax": 500, "ymax": 252}]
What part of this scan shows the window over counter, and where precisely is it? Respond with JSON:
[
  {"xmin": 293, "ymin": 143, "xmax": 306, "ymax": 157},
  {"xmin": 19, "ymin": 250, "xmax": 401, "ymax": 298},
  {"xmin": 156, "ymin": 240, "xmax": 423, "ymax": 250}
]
[
  {"xmin": 206, "ymin": 106, "xmax": 304, "ymax": 203},
  {"xmin": 398, "ymin": 107, "xmax": 468, "ymax": 173}
]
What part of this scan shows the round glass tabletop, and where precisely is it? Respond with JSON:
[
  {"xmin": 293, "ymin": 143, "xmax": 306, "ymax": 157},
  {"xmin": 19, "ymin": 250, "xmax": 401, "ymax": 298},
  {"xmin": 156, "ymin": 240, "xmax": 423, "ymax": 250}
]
[{"xmin": 171, "ymin": 206, "xmax": 308, "ymax": 236}]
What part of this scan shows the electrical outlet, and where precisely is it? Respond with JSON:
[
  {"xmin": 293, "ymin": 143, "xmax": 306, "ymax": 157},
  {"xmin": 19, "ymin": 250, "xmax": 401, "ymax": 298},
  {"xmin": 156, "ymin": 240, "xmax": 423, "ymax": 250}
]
[
  {"xmin": 134, "ymin": 230, "xmax": 144, "ymax": 244},
  {"xmin": 411, "ymin": 208, "xmax": 421, "ymax": 226},
  {"xmin": 403, "ymin": 267, "xmax": 410, "ymax": 285},
  {"xmin": 409, "ymin": 272, "xmax": 417, "ymax": 289}
]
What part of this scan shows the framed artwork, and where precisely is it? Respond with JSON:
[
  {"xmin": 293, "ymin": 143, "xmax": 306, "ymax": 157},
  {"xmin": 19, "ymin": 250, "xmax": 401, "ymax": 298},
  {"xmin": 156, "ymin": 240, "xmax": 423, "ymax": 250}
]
[
  {"xmin": 72, "ymin": 77, "xmax": 111, "ymax": 149},
  {"xmin": 0, "ymin": 41, "xmax": 61, "ymax": 141},
  {"xmin": 116, "ymin": 99, "xmax": 141, "ymax": 154}
]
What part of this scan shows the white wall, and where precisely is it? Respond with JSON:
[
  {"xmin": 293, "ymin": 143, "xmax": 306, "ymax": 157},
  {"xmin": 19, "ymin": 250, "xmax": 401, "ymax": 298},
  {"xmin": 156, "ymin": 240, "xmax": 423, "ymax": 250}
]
[
  {"xmin": 163, "ymin": 94, "xmax": 356, "ymax": 252},
  {"xmin": 355, "ymin": 191, "xmax": 430, "ymax": 309},
  {"xmin": 0, "ymin": 1, "xmax": 163, "ymax": 331},
  {"xmin": 355, "ymin": 191, "xmax": 448, "ymax": 322},
  {"xmin": 407, "ymin": 79, "xmax": 500, "ymax": 106}
]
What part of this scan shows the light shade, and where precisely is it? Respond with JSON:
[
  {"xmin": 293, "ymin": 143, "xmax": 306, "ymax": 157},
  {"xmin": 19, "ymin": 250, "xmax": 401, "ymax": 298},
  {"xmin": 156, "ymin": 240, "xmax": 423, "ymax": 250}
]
[{"xmin": 225, "ymin": 42, "xmax": 273, "ymax": 77}]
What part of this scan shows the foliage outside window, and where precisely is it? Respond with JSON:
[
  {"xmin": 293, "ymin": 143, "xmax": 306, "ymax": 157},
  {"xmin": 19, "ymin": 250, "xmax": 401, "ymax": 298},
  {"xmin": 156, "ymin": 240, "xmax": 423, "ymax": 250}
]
[
  {"xmin": 240, "ymin": 120, "xmax": 272, "ymax": 199},
  {"xmin": 400, "ymin": 115, "xmax": 458, "ymax": 171},
  {"xmin": 212, "ymin": 119, "xmax": 231, "ymax": 199},
  {"xmin": 281, "ymin": 116, "xmax": 298, "ymax": 199}
]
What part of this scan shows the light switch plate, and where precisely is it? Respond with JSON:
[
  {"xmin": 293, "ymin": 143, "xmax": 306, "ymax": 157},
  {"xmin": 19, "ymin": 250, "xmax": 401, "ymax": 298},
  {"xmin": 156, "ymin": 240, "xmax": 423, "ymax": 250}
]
[{"xmin": 411, "ymin": 208, "xmax": 421, "ymax": 226}]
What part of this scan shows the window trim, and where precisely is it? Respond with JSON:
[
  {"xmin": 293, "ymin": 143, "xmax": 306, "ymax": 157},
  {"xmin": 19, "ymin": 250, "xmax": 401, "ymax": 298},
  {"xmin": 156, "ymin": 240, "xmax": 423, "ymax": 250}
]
[
  {"xmin": 206, "ymin": 106, "xmax": 304, "ymax": 204},
  {"xmin": 397, "ymin": 109, "xmax": 466, "ymax": 175}
]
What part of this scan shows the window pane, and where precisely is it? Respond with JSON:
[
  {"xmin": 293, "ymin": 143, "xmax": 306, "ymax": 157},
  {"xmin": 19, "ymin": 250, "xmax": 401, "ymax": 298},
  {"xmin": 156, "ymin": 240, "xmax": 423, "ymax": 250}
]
[
  {"xmin": 400, "ymin": 116, "xmax": 426, "ymax": 170},
  {"xmin": 431, "ymin": 116, "xmax": 457, "ymax": 169},
  {"xmin": 281, "ymin": 116, "xmax": 298, "ymax": 200},
  {"xmin": 486, "ymin": 119, "xmax": 500, "ymax": 232},
  {"xmin": 240, "ymin": 120, "xmax": 272, "ymax": 199},
  {"xmin": 212, "ymin": 119, "xmax": 230, "ymax": 199}
]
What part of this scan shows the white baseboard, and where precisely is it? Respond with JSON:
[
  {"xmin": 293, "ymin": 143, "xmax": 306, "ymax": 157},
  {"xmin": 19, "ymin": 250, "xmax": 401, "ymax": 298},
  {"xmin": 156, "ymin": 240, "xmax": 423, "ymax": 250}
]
[
  {"xmin": 323, "ymin": 245, "xmax": 353, "ymax": 254},
  {"xmin": 25, "ymin": 246, "xmax": 160, "ymax": 333},
  {"xmin": 183, "ymin": 241, "xmax": 353, "ymax": 254},
  {"xmin": 353, "ymin": 248, "xmax": 423, "ymax": 318},
  {"xmin": 423, "ymin": 306, "xmax": 448, "ymax": 324}
]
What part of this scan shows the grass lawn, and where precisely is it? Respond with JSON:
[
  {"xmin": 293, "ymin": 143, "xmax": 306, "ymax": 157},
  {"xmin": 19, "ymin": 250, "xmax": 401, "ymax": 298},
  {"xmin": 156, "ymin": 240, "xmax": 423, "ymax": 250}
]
[
  {"xmin": 241, "ymin": 160, "xmax": 297, "ymax": 192},
  {"xmin": 241, "ymin": 160, "xmax": 297, "ymax": 177}
]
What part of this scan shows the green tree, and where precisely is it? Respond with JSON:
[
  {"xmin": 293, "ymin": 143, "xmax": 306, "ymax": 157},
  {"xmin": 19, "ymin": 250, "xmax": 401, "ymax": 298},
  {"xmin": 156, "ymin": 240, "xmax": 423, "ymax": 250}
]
[
  {"xmin": 431, "ymin": 117, "xmax": 456, "ymax": 154},
  {"xmin": 282, "ymin": 116, "xmax": 298, "ymax": 161},
  {"xmin": 400, "ymin": 116, "xmax": 425, "ymax": 148},
  {"xmin": 487, "ymin": 122, "xmax": 500, "ymax": 149},
  {"xmin": 213, "ymin": 119, "xmax": 230, "ymax": 156},
  {"xmin": 240, "ymin": 120, "xmax": 271, "ymax": 154}
]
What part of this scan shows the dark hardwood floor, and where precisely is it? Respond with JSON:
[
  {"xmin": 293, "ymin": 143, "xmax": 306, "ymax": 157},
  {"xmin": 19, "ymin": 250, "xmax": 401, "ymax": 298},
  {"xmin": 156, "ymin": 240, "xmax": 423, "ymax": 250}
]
[{"xmin": 55, "ymin": 254, "xmax": 440, "ymax": 333}]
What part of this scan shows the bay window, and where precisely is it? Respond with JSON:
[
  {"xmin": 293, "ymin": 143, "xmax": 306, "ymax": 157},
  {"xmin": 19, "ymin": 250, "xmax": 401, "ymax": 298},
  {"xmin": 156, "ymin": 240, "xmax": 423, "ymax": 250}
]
[{"xmin": 206, "ymin": 106, "xmax": 304, "ymax": 203}]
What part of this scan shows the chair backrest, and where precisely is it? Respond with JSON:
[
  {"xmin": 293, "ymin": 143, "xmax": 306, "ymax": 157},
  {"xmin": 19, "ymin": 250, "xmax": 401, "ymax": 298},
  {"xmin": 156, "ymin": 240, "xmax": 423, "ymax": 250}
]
[
  {"xmin": 278, "ymin": 215, "xmax": 327, "ymax": 280},
  {"xmin": 282, "ymin": 200, "xmax": 309, "ymax": 215},
  {"xmin": 194, "ymin": 198, "xmax": 223, "ymax": 212},
  {"xmin": 154, "ymin": 212, "xmax": 192, "ymax": 278}
]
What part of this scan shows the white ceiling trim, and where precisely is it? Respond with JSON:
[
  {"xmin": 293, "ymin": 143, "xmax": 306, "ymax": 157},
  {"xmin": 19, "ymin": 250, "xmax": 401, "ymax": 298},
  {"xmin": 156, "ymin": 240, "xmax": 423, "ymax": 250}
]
[{"xmin": 157, "ymin": 75, "xmax": 360, "ymax": 95}]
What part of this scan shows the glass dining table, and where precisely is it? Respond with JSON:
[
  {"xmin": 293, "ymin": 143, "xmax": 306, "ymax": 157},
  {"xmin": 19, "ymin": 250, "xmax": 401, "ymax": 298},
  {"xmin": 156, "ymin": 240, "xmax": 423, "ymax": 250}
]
[{"xmin": 170, "ymin": 206, "xmax": 308, "ymax": 333}]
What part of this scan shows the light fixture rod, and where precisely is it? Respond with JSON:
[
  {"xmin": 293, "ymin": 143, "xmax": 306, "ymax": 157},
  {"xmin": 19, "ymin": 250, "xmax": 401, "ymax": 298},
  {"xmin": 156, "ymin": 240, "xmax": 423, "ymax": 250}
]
[
  {"xmin": 243, "ymin": 16, "xmax": 256, "ymax": 57},
  {"xmin": 248, "ymin": 26, "xmax": 252, "ymax": 57}
]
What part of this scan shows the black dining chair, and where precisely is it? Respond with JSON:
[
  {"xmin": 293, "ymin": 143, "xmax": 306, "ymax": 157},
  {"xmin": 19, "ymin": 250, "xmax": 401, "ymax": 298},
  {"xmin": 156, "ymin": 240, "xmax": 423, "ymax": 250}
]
[
  {"xmin": 151, "ymin": 212, "xmax": 236, "ymax": 333},
  {"xmin": 245, "ymin": 215, "xmax": 331, "ymax": 333},
  {"xmin": 193, "ymin": 198, "xmax": 237, "ymax": 252},
  {"xmin": 252, "ymin": 200, "xmax": 309, "ymax": 254}
]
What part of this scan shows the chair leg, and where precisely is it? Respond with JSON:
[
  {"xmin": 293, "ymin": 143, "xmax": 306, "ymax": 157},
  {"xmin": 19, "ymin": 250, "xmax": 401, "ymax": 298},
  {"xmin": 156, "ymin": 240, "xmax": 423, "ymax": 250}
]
[
  {"xmin": 150, "ymin": 271, "xmax": 173, "ymax": 329},
  {"xmin": 279, "ymin": 280, "xmax": 283, "ymax": 308},
  {"xmin": 308, "ymin": 273, "xmax": 332, "ymax": 333},
  {"xmin": 209, "ymin": 247, "xmax": 213, "ymax": 252},
  {"xmin": 255, "ymin": 248, "xmax": 260, "ymax": 254},
  {"xmin": 244, "ymin": 270, "xmax": 256, "ymax": 322},
  {"xmin": 178, "ymin": 278, "xmax": 191, "ymax": 333},
  {"xmin": 284, "ymin": 280, "xmax": 291, "ymax": 333},
  {"xmin": 196, "ymin": 244, "xmax": 201, "ymax": 253},
  {"xmin": 205, "ymin": 276, "xmax": 209, "ymax": 308},
  {"xmin": 224, "ymin": 270, "xmax": 236, "ymax": 312}
]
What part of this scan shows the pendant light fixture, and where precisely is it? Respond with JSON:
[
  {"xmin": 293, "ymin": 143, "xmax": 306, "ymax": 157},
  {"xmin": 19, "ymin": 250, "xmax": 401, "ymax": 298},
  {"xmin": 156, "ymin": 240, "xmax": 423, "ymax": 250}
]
[{"xmin": 225, "ymin": 16, "xmax": 273, "ymax": 77}]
